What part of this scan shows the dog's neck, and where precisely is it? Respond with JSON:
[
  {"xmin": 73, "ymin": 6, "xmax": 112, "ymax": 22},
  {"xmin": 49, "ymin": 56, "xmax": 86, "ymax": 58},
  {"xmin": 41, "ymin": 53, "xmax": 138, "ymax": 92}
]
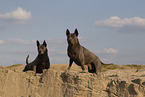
[{"xmin": 68, "ymin": 42, "xmax": 81, "ymax": 56}]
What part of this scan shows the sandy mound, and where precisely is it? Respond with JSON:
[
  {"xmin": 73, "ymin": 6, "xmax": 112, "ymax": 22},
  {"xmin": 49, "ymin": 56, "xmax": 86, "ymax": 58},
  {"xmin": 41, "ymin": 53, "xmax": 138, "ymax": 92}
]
[{"xmin": 0, "ymin": 64, "xmax": 145, "ymax": 97}]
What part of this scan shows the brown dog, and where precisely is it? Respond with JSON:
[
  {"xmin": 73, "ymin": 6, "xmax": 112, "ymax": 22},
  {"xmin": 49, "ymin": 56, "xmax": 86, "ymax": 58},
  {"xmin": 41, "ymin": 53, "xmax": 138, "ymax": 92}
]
[
  {"xmin": 66, "ymin": 29, "xmax": 102, "ymax": 74},
  {"xmin": 23, "ymin": 40, "xmax": 50, "ymax": 75}
]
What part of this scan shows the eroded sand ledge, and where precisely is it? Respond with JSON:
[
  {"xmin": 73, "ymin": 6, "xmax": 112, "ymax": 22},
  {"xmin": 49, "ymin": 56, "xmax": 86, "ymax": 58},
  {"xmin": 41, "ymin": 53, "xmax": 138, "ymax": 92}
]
[{"xmin": 0, "ymin": 64, "xmax": 145, "ymax": 97}]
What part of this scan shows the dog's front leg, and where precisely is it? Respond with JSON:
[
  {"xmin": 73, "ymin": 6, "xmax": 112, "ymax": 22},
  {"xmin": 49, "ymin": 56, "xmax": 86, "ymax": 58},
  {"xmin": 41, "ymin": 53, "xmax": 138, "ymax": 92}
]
[
  {"xmin": 80, "ymin": 55, "xmax": 87, "ymax": 73},
  {"xmin": 65, "ymin": 59, "xmax": 73, "ymax": 75},
  {"xmin": 33, "ymin": 65, "xmax": 36, "ymax": 76},
  {"xmin": 68, "ymin": 59, "xmax": 73, "ymax": 70},
  {"xmin": 80, "ymin": 64, "xmax": 87, "ymax": 73},
  {"xmin": 80, "ymin": 61, "xmax": 87, "ymax": 73},
  {"xmin": 42, "ymin": 62, "xmax": 46, "ymax": 73}
]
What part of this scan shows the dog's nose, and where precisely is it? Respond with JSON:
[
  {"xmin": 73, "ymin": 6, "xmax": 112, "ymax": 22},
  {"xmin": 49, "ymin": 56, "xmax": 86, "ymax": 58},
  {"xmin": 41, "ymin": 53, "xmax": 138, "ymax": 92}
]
[
  {"xmin": 68, "ymin": 39, "xmax": 73, "ymax": 44},
  {"xmin": 69, "ymin": 38, "xmax": 73, "ymax": 42},
  {"xmin": 68, "ymin": 38, "xmax": 71, "ymax": 41}
]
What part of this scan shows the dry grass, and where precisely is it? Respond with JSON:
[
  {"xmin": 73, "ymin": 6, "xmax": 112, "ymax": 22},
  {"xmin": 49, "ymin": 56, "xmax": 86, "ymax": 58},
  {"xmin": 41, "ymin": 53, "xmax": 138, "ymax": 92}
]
[
  {"xmin": 102, "ymin": 64, "xmax": 145, "ymax": 72},
  {"xmin": 51, "ymin": 64, "xmax": 145, "ymax": 72},
  {"xmin": 1, "ymin": 64, "xmax": 145, "ymax": 72},
  {"xmin": 5, "ymin": 64, "xmax": 23, "ymax": 69}
]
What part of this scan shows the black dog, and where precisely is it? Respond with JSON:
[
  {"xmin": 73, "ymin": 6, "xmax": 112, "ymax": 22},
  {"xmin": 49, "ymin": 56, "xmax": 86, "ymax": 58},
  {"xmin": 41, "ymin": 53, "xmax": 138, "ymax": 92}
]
[
  {"xmin": 66, "ymin": 29, "xmax": 102, "ymax": 74},
  {"xmin": 23, "ymin": 40, "xmax": 50, "ymax": 75}
]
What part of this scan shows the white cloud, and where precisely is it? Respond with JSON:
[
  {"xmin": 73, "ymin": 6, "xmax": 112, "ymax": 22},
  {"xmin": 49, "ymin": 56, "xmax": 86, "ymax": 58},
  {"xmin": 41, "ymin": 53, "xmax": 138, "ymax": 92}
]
[
  {"xmin": 78, "ymin": 37, "xmax": 90, "ymax": 43},
  {"xmin": 95, "ymin": 48, "xmax": 118, "ymax": 54},
  {"xmin": 0, "ymin": 40, "xmax": 5, "ymax": 44},
  {"xmin": 0, "ymin": 7, "xmax": 31, "ymax": 23},
  {"xmin": 6, "ymin": 38, "xmax": 33, "ymax": 45},
  {"xmin": 13, "ymin": 49, "xmax": 36, "ymax": 54},
  {"xmin": 0, "ymin": 38, "xmax": 65, "ymax": 45},
  {"xmin": 0, "ymin": 39, "xmax": 33, "ymax": 45},
  {"xmin": 93, "ymin": 16, "xmax": 145, "ymax": 33},
  {"xmin": 103, "ymin": 48, "xmax": 118, "ymax": 54},
  {"xmin": 93, "ymin": 16, "xmax": 145, "ymax": 28}
]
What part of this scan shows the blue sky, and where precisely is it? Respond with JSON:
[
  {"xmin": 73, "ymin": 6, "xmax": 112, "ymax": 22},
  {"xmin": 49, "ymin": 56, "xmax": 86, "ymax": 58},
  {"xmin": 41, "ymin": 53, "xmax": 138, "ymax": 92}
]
[{"xmin": 0, "ymin": 0, "xmax": 145, "ymax": 66}]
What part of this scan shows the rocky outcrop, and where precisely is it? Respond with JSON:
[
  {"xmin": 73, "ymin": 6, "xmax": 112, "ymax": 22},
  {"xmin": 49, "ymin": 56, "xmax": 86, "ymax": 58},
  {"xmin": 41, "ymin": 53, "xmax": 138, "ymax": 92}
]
[
  {"xmin": 0, "ymin": 65, "xmax": 145, "ymax": 97},
  {"xmin": 106, "ymin": 79, "xmax": 145, "ymax": 97},
  {"xmin": 0, "ymin": 66, "xmax": 110, "ymax": 97},
  {"xmin": 104, "ymin": 69, "xmax": 145, "ymax": 97}
]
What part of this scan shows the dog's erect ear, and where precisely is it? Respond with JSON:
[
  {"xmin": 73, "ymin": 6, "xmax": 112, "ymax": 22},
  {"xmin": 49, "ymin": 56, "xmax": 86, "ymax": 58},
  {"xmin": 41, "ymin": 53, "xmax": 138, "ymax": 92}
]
[
  {"xmin": 74, "ymin": 29, "xmax": 79, "ymax": 36},
  {"xmin": 66, "ymin": 29, "xmax": 70, "ymax": 36},
  {"xmin": 37, "ymin": 40, "xmax": 40, "ymax": 47},
  {"xmin": 43, "ymin": 40, "xmax": 47, "ymax": 47}
]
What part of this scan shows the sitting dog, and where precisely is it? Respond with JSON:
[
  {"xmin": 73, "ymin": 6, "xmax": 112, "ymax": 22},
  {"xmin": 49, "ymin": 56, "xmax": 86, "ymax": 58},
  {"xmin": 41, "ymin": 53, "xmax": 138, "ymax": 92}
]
[
  {"xmin": 23, "ymin": 40, "xmax": 50, "ymax": 75},
  {"xmin": 66, "ymin": 29, "xmax": 102, "ymax": 74}
]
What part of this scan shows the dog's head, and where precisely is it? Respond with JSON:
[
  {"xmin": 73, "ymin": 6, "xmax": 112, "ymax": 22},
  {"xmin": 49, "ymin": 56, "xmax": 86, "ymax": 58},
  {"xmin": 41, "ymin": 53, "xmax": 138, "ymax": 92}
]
[
  {"xmin": 37, "ymin": 40, "xmax": 47, "ymax": 55},
  {"xmin": 66, "ymin": 29, "xmax": 79, "ymax": 46}
]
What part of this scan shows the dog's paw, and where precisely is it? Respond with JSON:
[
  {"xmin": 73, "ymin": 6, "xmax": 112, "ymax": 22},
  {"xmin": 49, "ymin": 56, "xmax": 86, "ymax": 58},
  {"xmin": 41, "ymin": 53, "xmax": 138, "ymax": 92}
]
[
  {"xmin": 79, "ymin": 70, "xmax": 87, "ymax": 73},
  {"xmin": 43, "ymin": 69, "xmax": 47, "ymax": 73},
  {"xmin": 92, "ymin": 73, "xmax": 98, "ymax": 77},
  {"xmin": 64, "ymin": 70, "xmax": 69, "ymax": 75}
]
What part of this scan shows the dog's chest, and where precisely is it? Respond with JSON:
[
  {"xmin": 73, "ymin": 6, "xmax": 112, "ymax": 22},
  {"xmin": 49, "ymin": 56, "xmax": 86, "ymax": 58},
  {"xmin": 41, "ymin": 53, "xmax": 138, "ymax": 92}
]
[
  {"xmin": 68, "ymin": 46, "xmax": 78, "ymax": 56},
  {"xmin": 68, "ymin": 46, "xmax": 83, "ymax": 60}
]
